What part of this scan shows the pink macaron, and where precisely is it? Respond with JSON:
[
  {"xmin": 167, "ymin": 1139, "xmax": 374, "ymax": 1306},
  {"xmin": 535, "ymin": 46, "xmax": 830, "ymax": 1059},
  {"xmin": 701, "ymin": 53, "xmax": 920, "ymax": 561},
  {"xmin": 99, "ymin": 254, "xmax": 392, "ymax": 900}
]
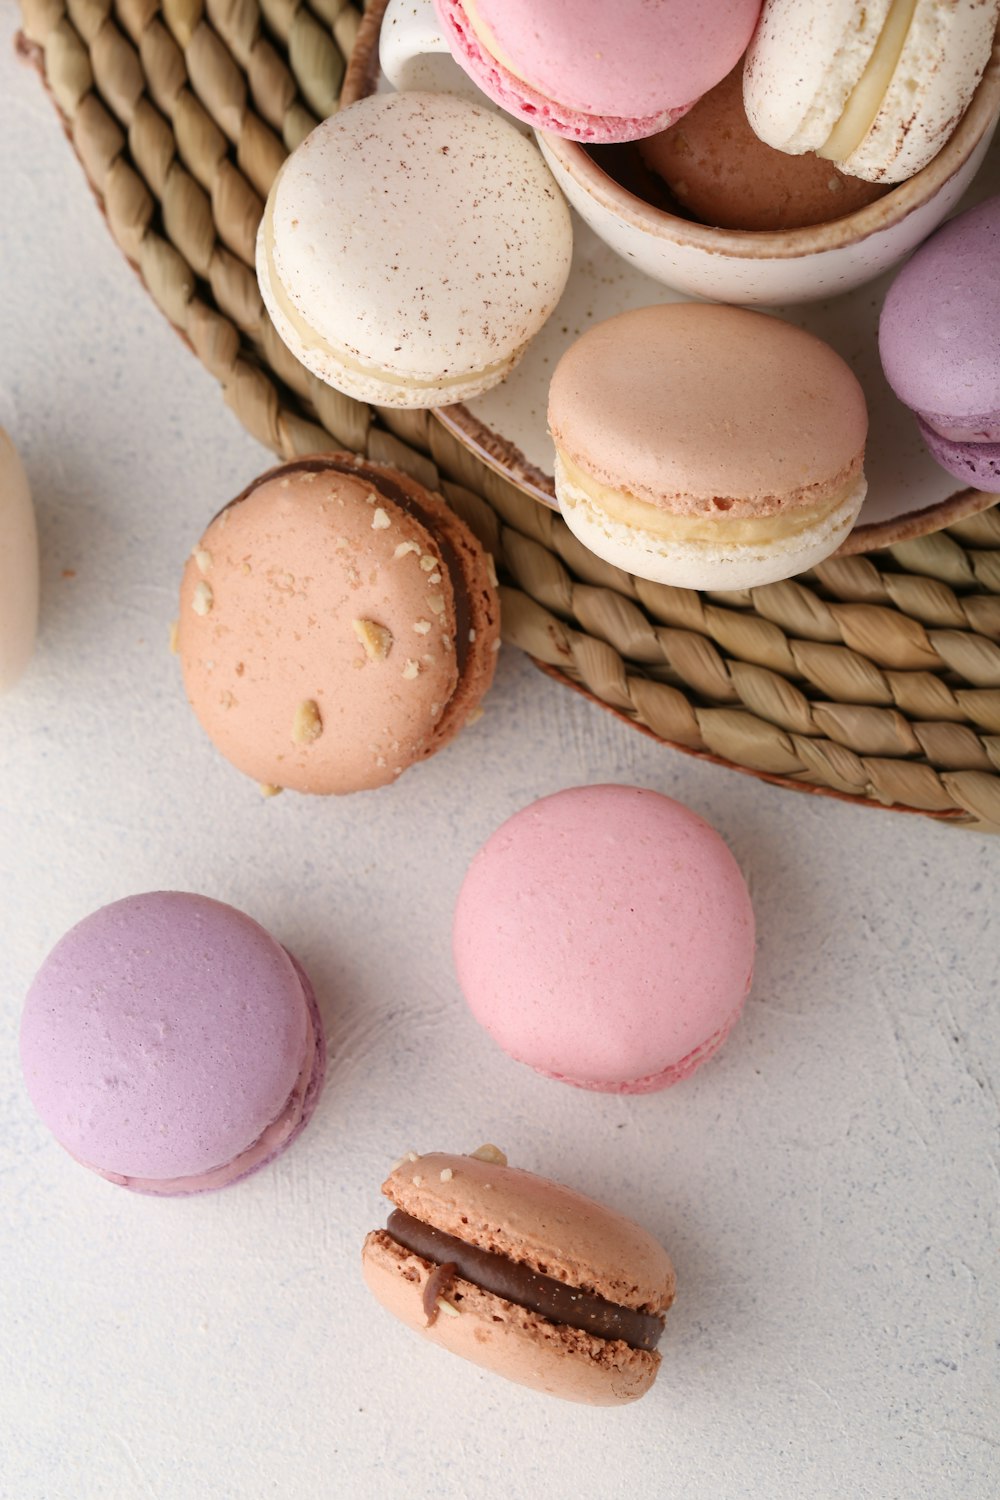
[
  {"xmin": 434, "ymin": 0, "xmax": 762, "ymax": 143},
  {"xmin": 453, "ymin": 786, "xmax": 755, "ymax": 1093},
  {"xmin": 20, "ymin": 892, "xmax": 327, "ymax": 1194}
]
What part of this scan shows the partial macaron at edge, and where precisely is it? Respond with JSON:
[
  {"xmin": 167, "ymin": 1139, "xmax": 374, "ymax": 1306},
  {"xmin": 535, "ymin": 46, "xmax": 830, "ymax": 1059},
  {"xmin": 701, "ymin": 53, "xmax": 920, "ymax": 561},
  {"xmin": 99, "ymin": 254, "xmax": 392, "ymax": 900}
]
[
  {"xmin": 435, "ymin": 0, "xmax": 687, "ymax": 144},
  {"xmin": 745, "ymin": 0, "xmax": 999, "ymax": 183}
]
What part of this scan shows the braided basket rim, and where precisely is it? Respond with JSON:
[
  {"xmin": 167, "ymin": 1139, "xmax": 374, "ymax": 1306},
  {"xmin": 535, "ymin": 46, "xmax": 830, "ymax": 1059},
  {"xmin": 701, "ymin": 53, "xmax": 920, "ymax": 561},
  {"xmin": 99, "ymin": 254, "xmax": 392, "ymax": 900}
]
[{"xmin": 16, "ymin": 0, "xmax": 1000, "ymax": 834}]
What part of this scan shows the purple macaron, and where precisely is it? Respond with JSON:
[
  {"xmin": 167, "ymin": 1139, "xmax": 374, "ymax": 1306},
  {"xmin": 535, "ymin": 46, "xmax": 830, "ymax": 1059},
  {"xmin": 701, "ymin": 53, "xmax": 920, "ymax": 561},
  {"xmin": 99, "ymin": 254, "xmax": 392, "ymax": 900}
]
[
  {"xmin": 20, "ymin": 892, "xmax": 327, "ymax": 1194},
  {"xmin": 879, "ymin": 196, "xmax": 1000, "ymax": 494}
]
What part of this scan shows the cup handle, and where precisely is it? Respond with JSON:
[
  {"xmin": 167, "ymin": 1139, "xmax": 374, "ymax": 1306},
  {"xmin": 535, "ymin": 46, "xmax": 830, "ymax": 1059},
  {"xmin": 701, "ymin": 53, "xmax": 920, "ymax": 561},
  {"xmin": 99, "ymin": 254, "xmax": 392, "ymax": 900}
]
[{"xmin": 380, "ymin": 0, "xmax": 467, "ymax": 95}]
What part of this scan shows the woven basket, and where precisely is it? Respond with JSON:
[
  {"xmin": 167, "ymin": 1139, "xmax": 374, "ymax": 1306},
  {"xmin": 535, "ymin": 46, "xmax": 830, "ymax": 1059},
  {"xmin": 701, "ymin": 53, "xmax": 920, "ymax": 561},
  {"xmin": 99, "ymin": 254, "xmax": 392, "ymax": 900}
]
[{"xmin": 18, "ymin": 0, "xmax": 1000, "ymax": 833}]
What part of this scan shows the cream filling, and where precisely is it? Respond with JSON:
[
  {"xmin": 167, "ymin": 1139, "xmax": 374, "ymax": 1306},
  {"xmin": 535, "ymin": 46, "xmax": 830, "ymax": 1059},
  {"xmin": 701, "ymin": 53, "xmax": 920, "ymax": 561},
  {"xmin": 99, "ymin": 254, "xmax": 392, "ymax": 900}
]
[
  {"xmin": 819, "ymin": 0, "xmax": 918, "ymax": 162},
  {"xmin": 557, "ymin": 453, "xmax": 854, "ymax": 545},
  {"xmin": 261, "ymin": 195, "xmax": 514, "ymax": 392}
]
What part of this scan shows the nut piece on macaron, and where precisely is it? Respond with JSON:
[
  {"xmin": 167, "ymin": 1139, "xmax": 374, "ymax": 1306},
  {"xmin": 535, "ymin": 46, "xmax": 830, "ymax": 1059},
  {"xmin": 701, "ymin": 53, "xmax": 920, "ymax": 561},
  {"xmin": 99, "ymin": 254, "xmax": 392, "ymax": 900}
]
[{"xmin": 362, "ymin": 1148, "xmax": 676, "ymax": 1405}]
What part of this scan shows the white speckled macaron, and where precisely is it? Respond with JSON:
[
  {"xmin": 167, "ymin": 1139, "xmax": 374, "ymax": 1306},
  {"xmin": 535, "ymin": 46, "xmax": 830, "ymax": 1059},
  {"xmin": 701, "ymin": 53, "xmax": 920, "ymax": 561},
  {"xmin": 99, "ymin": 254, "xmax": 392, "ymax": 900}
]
[
  {"xmin": 744, "ymin": 0, "xmax": 999, "ymax": 184},
  {"xmin": 256, "ymin": 91, "xmax": 573, "ymax": 408}
]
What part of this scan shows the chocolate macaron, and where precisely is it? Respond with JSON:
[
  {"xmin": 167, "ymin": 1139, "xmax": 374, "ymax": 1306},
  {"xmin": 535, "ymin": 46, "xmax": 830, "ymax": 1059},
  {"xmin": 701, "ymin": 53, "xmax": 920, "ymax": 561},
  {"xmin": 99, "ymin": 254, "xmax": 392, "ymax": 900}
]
[
  {"xmin": 362, "ymin": 1147, "xmax": 676, "ymax": 1405},
  {"xmin": 177, "ymin": 455, "xmax": 500, "ymax": 794}
]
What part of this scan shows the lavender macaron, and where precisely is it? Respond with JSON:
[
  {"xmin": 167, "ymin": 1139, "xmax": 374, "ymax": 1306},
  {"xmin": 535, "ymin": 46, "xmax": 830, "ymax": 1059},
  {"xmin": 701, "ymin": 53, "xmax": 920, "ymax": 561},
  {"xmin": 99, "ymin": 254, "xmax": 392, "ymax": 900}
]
[
  {"xmin": 879, "ymin": 196, "xmax": 1000, "ymax": 493},
  {"xmin": 20, "ymin": 893, "xmax": 326, "ymax": 1194}
]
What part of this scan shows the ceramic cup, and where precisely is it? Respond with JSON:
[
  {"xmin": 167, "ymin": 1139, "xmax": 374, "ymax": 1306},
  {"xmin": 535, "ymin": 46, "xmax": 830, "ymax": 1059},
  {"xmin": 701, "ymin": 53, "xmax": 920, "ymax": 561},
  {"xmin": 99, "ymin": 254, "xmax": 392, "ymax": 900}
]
[
  {"xmin": 380, "ymin": 0, "xmax": 1000, "ymax": 306},
  {"xmin": 380, "ymin": 0, "xmax": 479, "ymax": 100}
]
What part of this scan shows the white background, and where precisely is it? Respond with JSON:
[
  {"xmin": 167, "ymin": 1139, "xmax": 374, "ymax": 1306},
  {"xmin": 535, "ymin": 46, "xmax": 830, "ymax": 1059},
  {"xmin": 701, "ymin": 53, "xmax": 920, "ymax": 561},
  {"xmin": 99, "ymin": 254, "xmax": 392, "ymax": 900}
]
[{"xmin": 1, "ymin": 12, "xmax": 998, "ymax": 1498}]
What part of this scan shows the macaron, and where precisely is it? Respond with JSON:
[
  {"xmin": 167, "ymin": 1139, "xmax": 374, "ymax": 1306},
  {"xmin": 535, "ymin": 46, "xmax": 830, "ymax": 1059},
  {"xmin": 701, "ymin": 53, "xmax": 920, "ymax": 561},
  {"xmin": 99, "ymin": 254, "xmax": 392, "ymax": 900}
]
[
  {"xmin": 453, "ymin": 786, "xmax": 755, "ymax": 1093},
  {"xmin": 434, "ymin": 0, "xmax": 762, "ymax": 143},
  {"xmin": 548, "ymin": 303, "xmax": 868, "ymax": 590},
  {"xmin": 256, "ymin": 91, "xmax": 572, "ymax": 408},
  {"xmin": 362, "ymin": 1146, "xmax": 676, "ymax": 1404},
  {"xmin": 177, "ymin": 454, "xmax": 500, "ymax": 795},
  {"xmin": 639, "ymin": 63, "xmax": 887, "ymax": 230},
  {"xmin": 0, "ymin": 429, "xmax": 39, "ymax": 692},
  {"xmin": 879, "ymin": 195, "xmax": 1000, "ymax": 493},
  {"xmin": 744, "ymin": 0, "xmax": 1000, "ymax": 183},
  {"xmin": 20, "ymin": 893, "xmax": 326, "ymax": 1194}
]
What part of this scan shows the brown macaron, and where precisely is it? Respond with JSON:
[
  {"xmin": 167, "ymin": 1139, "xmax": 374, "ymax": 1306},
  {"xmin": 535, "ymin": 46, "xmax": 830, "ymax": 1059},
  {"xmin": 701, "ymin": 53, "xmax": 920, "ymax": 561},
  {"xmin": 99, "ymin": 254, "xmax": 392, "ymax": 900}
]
[
  {"xmin": 638, "ymin": 63, "xmax": 886, "ymax": 231},
  {"xmin": 362, "ymin": 1148, "xmax": 676, "ymax": 1405},
  {"xmin": 176, "ymin": 454, "xmax": 500, "ymax": 795}
]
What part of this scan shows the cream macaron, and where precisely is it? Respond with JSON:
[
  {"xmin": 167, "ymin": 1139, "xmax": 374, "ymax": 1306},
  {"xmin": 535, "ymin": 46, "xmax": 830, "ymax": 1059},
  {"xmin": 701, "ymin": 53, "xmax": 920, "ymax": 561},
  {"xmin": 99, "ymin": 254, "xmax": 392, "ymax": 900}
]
[
  {"xmin": 0, "ymin": 430, "xmax": 39, "ymax": 692},
  {"xmin": 177, "ymin": 455, "xmax": 500, "ymax": 794},
  {"xmin": 744, "ymin": 0, "xmax": 1000, "ymax": 184},
  {"xmin": 256, "ymin": 91, "xmax": 572, "ymax": 408},
  {"xmin": 548, "ymin": 304, "xmax": 868, "ymax": 591}
]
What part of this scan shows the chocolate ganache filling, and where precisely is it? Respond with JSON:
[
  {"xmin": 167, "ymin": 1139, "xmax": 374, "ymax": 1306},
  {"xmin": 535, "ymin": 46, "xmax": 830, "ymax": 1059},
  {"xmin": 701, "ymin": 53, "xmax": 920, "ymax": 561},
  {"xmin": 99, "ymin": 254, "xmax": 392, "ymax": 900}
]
[
  {"xmin": 386, "ymin": 1209, "xmax": 665, "ymax": 1352},
  {"xmin": 233, "ymin": 457, "xmax": 473, "ymax": 675}
]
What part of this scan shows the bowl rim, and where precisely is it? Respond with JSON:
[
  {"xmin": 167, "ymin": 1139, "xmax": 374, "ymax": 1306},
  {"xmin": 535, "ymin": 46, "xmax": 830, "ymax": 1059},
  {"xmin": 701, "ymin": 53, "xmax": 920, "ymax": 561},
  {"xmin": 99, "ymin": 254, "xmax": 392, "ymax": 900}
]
[{"xmin": 538, "ymin": 37, "xmax": 1000, "ymax": 261}]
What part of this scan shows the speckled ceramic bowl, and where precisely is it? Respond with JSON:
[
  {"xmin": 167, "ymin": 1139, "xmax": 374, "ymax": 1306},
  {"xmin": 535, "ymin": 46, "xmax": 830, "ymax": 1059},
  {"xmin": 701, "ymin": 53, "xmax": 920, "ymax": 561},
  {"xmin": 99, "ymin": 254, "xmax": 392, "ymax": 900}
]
[{"xmin": 537, "ymin": 36, "xmax": 1000, "ymax": 306}]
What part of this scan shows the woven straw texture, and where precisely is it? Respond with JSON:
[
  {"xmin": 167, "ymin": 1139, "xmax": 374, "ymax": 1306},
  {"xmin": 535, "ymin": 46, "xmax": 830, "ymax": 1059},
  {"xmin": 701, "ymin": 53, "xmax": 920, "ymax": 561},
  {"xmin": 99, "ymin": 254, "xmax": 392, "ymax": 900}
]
[{"xmin": 17, "ymin": 0, "xmax": 1000, "ymax": 833}]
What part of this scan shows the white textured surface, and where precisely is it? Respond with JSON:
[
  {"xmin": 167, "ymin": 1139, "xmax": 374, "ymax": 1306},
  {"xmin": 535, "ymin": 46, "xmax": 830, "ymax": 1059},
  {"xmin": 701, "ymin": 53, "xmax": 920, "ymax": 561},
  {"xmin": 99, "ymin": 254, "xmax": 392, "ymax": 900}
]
[{"xmin": 1, "ymin": 20, "xmax": 999, "ymax": 1500}]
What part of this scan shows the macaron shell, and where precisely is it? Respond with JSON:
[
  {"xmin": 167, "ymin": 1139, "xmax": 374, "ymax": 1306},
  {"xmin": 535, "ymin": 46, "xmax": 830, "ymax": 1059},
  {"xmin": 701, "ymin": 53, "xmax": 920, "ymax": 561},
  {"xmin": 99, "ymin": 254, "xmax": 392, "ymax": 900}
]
[
  {"xmin": 384, "ymin": 1153, "xmax": 676, "ymax": 1312},
  {"xmin": 744, "ymin": 0, "xmax": 893, "ymax": 154},
  {"xmin": 0, "ymin": 429, "xmax": 39, "ymax": 692},
  {"xmin": 437, "ymin": 0, "xmax": 760, "ymax": 137},
  {"xmin": 178, "ymin": 459, "xmax": 464, "ymax": 794},
  {"xmin": 362, "ymin": 1231, "xmax": 659, "ymax": 1405},
  {"xmin": 398, "ymin": 479, "xmax": 501, "ymax": 756},
  {"xmin": 745, "ymin": 0, "xmax": 999, "ymax": 182},
  {"xmin": 879, "ymin": 196, "xmax": 1000, "ymax": 428},
  {"xmin": 454, "ymin": 786, "xmax": 755, "ymax": 1091},
  {"xmin": 258, "ymin": 92, "xmax": 572, "ymax": 405},
  {"xmin": 91, "ymin": 954, "xmax": 327, "ymax": 1195},
  {"xmin": 640, "ymin": 64, "xmax": 887, "ymax": 231},
  {"xmin": 548, "ymin": 304, "xmax": 868, "ymax": 517},
  {"xmin": 917, "ymin": 418, "xmax": 1000, "ymax": 495},
  {"xmin": 20, "ymin": 893, "xmax": 313, "ymax": 1181},
  {"xmin": 840, "ymin": 0, "xmax": 999, "ymax": 183}
]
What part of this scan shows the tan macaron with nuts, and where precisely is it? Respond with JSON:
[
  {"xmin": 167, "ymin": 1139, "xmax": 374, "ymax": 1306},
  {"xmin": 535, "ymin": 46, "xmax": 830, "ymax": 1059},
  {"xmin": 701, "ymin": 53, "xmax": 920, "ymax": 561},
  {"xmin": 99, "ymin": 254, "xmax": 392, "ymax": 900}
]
[
  {"xmin": 362, "ymin": 1147, "xmax": 676, "ymax": 1405},
  {"xmin": 177, "ymin": 455, "xmax": 500, "ymax": 795}
]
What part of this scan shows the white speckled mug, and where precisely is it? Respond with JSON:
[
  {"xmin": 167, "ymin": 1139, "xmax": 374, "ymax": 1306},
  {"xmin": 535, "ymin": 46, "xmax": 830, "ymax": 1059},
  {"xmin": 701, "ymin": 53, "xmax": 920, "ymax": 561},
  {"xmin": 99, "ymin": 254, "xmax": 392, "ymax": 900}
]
[{"xmin": 536, "ymin": 39, "xmax": 1000, "ymax": 305}]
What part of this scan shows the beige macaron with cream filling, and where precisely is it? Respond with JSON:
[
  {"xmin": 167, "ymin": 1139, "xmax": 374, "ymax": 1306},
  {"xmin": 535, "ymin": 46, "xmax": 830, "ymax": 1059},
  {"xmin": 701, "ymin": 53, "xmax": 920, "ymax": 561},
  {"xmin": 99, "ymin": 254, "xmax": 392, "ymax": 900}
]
[
  {"xmin": 177, "ymin": 455, "xmax": 500, "ymax": 795},
  {"xmin": 362, "ymin": 1148, "xmax": 676, "ymax": 1405},
  {"xmin": 256, "ymin": 91, "xmax": 572, "ymax": 408},
  {"xmin": 744, "ymin": 0, "xmax": 1000, "ymax": 183},
  {"xmin": 548, "ymin": 303, "xmax": 868, "ymax": 591}
]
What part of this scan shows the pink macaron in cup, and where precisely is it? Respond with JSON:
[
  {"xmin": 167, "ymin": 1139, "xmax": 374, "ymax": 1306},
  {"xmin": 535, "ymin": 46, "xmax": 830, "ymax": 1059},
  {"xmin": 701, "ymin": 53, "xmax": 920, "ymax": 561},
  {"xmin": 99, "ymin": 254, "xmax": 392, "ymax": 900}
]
[
  {"xmin": 453, "ymin": 786, "xmax": 755, "ymax": 1093},
  {"xmin": 380, "ymin": 0, "xmax": 762, "ymax": 143},
  {"xmin": 20, "ymin": 892, "xmax": 327, "ymax": 1194}
]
